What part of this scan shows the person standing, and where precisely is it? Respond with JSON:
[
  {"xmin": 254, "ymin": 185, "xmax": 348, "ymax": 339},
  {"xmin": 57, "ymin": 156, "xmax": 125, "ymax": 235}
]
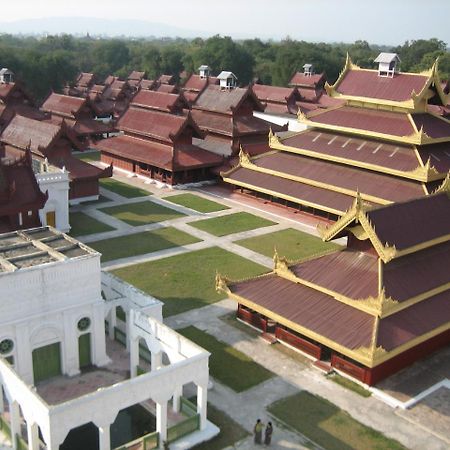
[
  {"xmin": 254, "ymin": 419, "xmax": 264, "ymax": 444},
  {"xmin": 264, "ymin": 422, "xmax": 273, "ymax": 446}
]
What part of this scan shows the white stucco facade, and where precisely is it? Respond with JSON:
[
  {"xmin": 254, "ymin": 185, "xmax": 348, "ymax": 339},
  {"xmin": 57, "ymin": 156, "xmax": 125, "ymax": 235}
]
[
  {"xmin": 34, "ymin": 160, "xmax": 71, "ymax": 233},
  {"xmin": 0, "ymin": 227, "xmax": 216, "ymax": 450}
]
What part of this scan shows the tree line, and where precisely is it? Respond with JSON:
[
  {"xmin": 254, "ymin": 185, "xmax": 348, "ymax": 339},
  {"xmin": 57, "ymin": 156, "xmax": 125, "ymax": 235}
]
[{"xmin": 0, "ymin": 33, "xmax": 448, "ymax": 102}]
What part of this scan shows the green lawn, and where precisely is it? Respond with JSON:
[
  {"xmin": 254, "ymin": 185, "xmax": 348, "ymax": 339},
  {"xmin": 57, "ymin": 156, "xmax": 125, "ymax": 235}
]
[
  {"xmin": 164, "ymin": 193, "xmax": 229, "ymax": 213},
  {"xmin": 179, "ymin": 326, "xmax": 274, "ymax": 392},
  {"xmin": 236, "ymin": 228, "xmax": 341, "ymax": 261},
  {"xmin": 268, "ymin": 392, "xmax": 405, "ymax": 450},
  {"xmin": 69, "ymin": 212, "xmax": 115, "ymax": 237},
  {"xmin": 328, "ymin": 374, "xmax": 372, "ymax": 398},
  {"xmin": 112, "ymin": 246, "xmax": 267, "ymax": 317},
  {"xmin": 189, "ymin": 212, "xmax": 276, "ymax": 236},
  {"xmin": 100, "ymin": 178, "xmax": 152, "ymax": 198},
  {"xmin": 88, "ymin": 227, "xmax": 201, "ymax": 262},
  {"xmin": 100, "ymin": 201, "xmax": 185, "ymax": 226},
  {"xmin": 74, "ymin": 151, "xmax": 100, "ymax": 162},
  {"xmin": 190, "ymin": 403, "xmax": 249, "ymax": 450}
]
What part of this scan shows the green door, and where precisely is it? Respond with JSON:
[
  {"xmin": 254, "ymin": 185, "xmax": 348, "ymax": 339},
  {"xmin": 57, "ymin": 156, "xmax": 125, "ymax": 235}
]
[
  {"xmin": 78, "ymin": 333, "xmax": 92, "ymax": 369},
  {"xmin": 32, "ymin": 342, "xmax": 61, "ymax": 383}
]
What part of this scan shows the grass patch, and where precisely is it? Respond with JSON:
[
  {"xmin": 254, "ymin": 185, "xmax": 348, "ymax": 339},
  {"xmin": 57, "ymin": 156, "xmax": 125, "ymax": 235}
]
[
  {"xmin": 69, "ymin": 212, "xmax": 115, "ymax": 237},
  {"xmin": 89, "ymin": 227, "xmax": 201, "ymax": 262},
  {"xmin": 179, "ymin": 326, "xmax": 274, "ymax": 392},
  {"xmin": 100, "ymin": 201, "xmax": 185, "ymax": 226},
  {"xmin": 268, "ymin": 391, "xmax": 405, "ymax": 450},
  {"xmin": 190, "ymin": 212, "xmax": 276, "ymax": 236},
  {"xmin": 328, "ymin": 374, "xmax": 372, "ymax": 398},
  {"xmin": 191, "ymin": 403, "xmax": 249, "ymax": 450},
  {"xmin": 113, "ymin": 246, "xmax": 267, "ymax": 317},
  {"xmin": 74, "ymin": 151, "xmax": 100, "ymax": 162},
  {"xmin": 79, "ymin": 195, "xmax": 112, "ymax": 206},
  {"xmin": 100, "ymin": 178, "xmax": 151, "ymax": 198},
  {"xmin": 236, "ymin": 228, "xmax": 341, "ymax": 261},
  {"xmin": 164, "ymin": 193, "xmax": 229, "ymax": 213}
]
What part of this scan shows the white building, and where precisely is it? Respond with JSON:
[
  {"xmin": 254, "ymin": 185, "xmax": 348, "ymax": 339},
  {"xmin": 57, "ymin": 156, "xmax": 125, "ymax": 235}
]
[
  {"xmin": 33, "ymin": 159, "xmax": 71, "ymax": 233},
  {"xmin": 0, "ymin": 227, "xmax": 217, "ymax": 449}
]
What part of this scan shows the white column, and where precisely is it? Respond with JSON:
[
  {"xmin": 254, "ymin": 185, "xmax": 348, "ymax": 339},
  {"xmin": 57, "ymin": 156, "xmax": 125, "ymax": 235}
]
[
  {"xmin": 197, "ymin": 383, "xmax": 208, "ymax": 431},
  {"xmin": 63, "ymin": 311, "xmax": 80, "ymax": 376},
  {"xmin": 98, "ymin": 424, "xmax": 111, "ymax": 450},
  {"xmin": 156, "ymin": 401, "xmax": 168, "ymax": 447},
  {"xmin": 125, "ymin": 311, "xmax": 131, "ymax": 351},
  {"xmin": 151, "ymin": 351, "xmax": 162, "ymax": 371},
  {"xmin": 92, "ymin": 303, "xmax": 110, "ymax": 367},
  {"xmin": 26, "ymin": 422, "xmax": 40, "ymax": 450},
  {"xmin": 9, "ymin": 400, "xmax": 20, "ymax": 450},
  {"xmin": 172, "ymin": 385, "xmax": 183, "ymax": 413},
  {"xmin": 0, "ymin": 386, "xmax": 4, "ymax": 414},
  {"xmin": 129, "ymin": 338, "xmax": 139, "ymax": 378},
  {"xmin": 108, "ymin": 307, "xmax": 116, "ymax": 340}
]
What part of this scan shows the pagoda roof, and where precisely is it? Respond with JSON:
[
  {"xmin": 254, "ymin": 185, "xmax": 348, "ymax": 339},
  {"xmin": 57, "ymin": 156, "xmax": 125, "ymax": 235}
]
[
  {"xmin": 319, "ymin": 190, "xmax": 450, "ymax": 262},
  {"xmin": 131, "ymin": 90, "xmax": 188, "ymax": 113},
  {"xmin": 118, "ymin": 108, "xmax": 204, "ymax": 143},
  {"xmin": 277, "ymin": 129, "xmax": 450, "ymax": 182},
  {"xmin": 326, "ymin": 55, "xmax": 449, "ymax": 109},
  {"xmin": 194, "ymin": 85, "xmax": 265, "ymax": 115},
  {"xmin": 301, "ymin": 105, "xmax": 450, "ymax": 145},
  {"xmin": 95, "ymin": 134, "xmax": 222, "ymax": 171},
  {"xmin": 41, "ymin": 93, "xmax": 86, "ymax": 119},
  {"xmin": 289, "ymin": 72, "xmax": 326, "ymax": 88}
]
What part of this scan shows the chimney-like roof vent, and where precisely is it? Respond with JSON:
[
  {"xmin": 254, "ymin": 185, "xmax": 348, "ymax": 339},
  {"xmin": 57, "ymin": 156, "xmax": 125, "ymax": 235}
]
[
  {"xmin": 198, "ymin": 65, "xmax": 211, "ymax": 79},
  {"xmin": 0, "ymin": 68, "xmax": 14, "ymax": 84},
  {"xmin": 217, "ymin": 71, "xmax": 237, "ymax": 89},
  {"xmin": 303, "ymin": 63, "xmax": 314, "ymax": 77},
  {"xmin": 374, "ymin": 53, "xmax": 401, "ymax": 78}
]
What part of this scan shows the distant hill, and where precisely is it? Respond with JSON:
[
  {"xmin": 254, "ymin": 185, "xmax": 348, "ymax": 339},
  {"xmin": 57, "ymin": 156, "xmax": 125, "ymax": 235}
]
[{"xmin": 0, "ymin": 17, "xmax": 205, "ymax": 39}]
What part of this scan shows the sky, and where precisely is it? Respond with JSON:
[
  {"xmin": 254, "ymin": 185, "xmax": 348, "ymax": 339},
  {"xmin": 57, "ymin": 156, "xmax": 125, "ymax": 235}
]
[{"xmin": 1, "ymin": 0, "xmax": 449, "ymax": 45}]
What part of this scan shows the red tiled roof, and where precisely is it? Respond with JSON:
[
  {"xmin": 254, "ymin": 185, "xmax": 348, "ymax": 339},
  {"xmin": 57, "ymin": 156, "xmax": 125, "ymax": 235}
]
[
  {"xmin": 140, "ymin": 79, "xmax": 156, "ymax": 90},
  {"xmin": 365, "ymin": 192, "xmax": 450, "ymax": 251},
  {"xmin": 118, "ymin": 108, "xmax": 202, "ymax": 143},
  {"xmin": 281, "ymin": 130, "xmax": 419, "ymax": 173},
  {"xmin": 76, "ymin": 72, "xmax": 95, "ymax": 87},
  {"xmin": 411, "ymin": 114, "xmax": 450, "ymax": 139},
  {"xmin": 307, "ymin": 106, "xmax": 415, "ymax": 137},
  {"xmin": 128, "ymin": 71, "xmax": 145, "ymax": 81},
  {"xmin": 416, "ymin": 142, "xmax": 450, "ymax": 174},
  {"xmin": 290, "ymin": 249, "xmax": 378, "ymax": 300},
  {"xmin": 41, "ymin": 93, "xmax": 86, "ymax": 119},
  {"xmin": 194, "ymin": 85, "xmax": 264, "ymax": 114},
  {"xmin": 289, "ymin": 72, "xmax": 325, "ymax": 88},
  {"xmin": 1, "ymin": 115, "xmax": 62, "ymax": 154},
  {"xmin": 184, "ymin": 91, "xmax": 200, "ymax": 104},
  {"xmin": 378, "ymin": 291, "xmax": 450, "ymax": 351},
  {"xmin": 158, "ymin": 74, "xmax": 175, "ymax": 85},
  {"xmin": 72, "ymin": 119, "xmax": 116, "ymax": 136},
  {"xmin": 252, "ymin": 151, "xmax": 425, "ymax": 203},
  {"xmin": 252, "ymin": 84, "xmax": 299, "ymax": 104},
  {"xmin": 224, "ymin": 166, "xmax": 355, "ymax": 214},
  {"xmin": 183, "ymin": 74, "xmax": 209, "ymax": 92},
  {"xmin": 55, "ymin": 154, "xmax": 110, "ymax": 181},
  {"xmin": 229, "ymin": 273, "xmax": 374, "ymax": 350},
  {"xmin": 96, "ymin": 135, "xmax": 222, "ymax": 170},
  {"xmin": 157, "ymin": 84, "xmax": 177, "ymax": 94},
  {"xmin": 131, "ymin": 90, "xmax": 187, "ymax": 113},
  {"xmin": 0, "ymin": 83, "xmax": 15, "ymax": 101},
  {"xmin": 335, "ymin": 69, "xmax": 429, "ymax": 102}
]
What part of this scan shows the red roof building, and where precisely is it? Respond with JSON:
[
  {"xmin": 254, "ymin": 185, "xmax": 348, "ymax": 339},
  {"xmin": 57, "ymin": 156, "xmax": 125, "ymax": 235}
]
[
  {"xmin": 181, "ymin": 73, "xmax": 219, "ymax": 105},
  {"xmin": 0, "ymin": 150, "xmax": 48, "ymax": 232},
  {"xmin": 96, "ymin": 104, "xmax": 223, "ymax": 185},
  {"xmin": 252, "ymin": 84, "xmax": 302, "ymax": 116},
  {"xmin": 41, "ymin": 93, "xmax": 116, "ymax": 143},
  {"xmin": 191, "ymin": 85, "xmax": 287, "ymax": 157},
  {"xmin": 217, "ymin": 190, "xmax": 450, "ymax": 385},
  {"xmin": 222, "ymin": 55, "xmax": 450, "ymax": 220},
  {"xmin": 0, "ymin": 115, "xmax": 111, "ymax": 201}
]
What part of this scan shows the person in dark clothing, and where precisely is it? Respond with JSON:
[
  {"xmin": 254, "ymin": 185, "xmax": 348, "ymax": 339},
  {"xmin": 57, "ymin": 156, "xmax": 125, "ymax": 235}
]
[
  {"xmin": 254, "ymin": 419, "xmax": 264, "ymax": 444},
  {"xmin": 264, "ymin": 422, "xmax": 273, "ymax": 445}
]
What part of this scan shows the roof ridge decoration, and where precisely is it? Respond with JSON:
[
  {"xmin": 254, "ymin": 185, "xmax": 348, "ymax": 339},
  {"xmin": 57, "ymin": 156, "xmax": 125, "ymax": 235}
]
[
  {"xmin": 273, "ymin": 248, "xmax": 298, "ymax": 283},
  {"xmin": 238, "ymin": 146, "xmax": 254, "ymax": 168},
  {"xmin": 268, "ymin": 128, "xmax": 280, "ymax": 147},
  {"xmin": 324, "ymin": 53, "xmax": 359, "ymax": 97},
  {"xmin": 433, "ymin": 171, "xmax": 450, "ymax": 194}
]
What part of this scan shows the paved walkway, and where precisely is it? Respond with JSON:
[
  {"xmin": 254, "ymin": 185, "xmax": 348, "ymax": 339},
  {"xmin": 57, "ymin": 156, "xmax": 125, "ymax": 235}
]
[{"xmin": 68, "ymin": 172, "xmax": 449, "ymax": 450}]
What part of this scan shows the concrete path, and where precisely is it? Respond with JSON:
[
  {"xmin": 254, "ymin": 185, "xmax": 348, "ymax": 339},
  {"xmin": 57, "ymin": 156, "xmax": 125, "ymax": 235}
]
[{"xmin": 69, "ymin": 174, "xmax": 449, "ymax": 450}]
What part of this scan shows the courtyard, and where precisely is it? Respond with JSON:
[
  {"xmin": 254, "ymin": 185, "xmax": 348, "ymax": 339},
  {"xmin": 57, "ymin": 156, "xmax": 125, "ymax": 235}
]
[{"xmin": 63, "ymin": 170, "xmax": 450, "ymax": 450}]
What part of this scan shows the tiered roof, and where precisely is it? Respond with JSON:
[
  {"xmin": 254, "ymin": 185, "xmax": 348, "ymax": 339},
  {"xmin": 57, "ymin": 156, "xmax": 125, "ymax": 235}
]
[
  {"xmin": 252, "ymin": 84, "xmax": 301, "ymax": 116},
  {"xmin": 181, "ymin": 74, "xmax": 219, "ymax": 104},
  {"xmin": 222, "ymin": 56, "xmax": 450, "ymax": 213},
  {"xmin": 131, "ymin": 90, "xmax": 188, "ymax": 114},
  {"xmin": 217, "ymin": 191, "xmax": 450, "ymax": 368}
]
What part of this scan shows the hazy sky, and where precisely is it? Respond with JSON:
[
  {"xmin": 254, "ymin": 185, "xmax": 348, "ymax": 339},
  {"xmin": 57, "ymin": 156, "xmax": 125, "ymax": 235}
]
[{"xmin": 2, "ymin": 0, "xmax": 449, "ymax": 45}]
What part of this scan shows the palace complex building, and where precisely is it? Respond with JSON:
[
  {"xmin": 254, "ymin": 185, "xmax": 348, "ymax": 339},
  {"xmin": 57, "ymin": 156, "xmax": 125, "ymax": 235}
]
[
  {"xmin": 217, "ymin": 189, "xmax": 450, "ymax": 385},
  {"xmin": 221, "ymin": 54, "xmax": 450, "ymax": 220}
]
